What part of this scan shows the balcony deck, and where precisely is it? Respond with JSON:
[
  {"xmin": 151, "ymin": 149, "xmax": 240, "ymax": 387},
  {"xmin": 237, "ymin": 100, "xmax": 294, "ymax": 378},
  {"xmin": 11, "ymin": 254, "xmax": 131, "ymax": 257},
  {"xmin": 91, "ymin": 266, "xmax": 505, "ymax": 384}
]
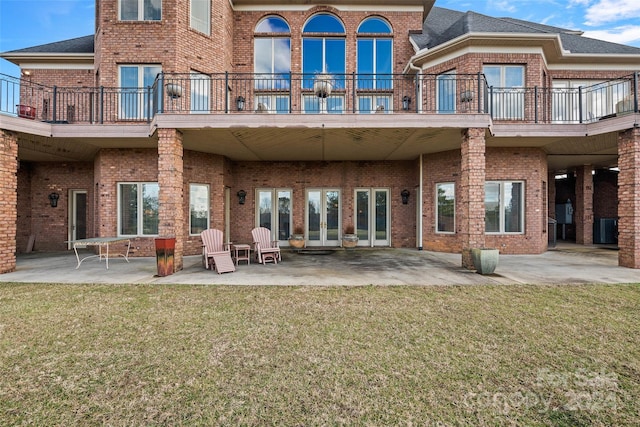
[{"xmin": 1, "ymin": 72, "xmax": 638, "ymax": 169}]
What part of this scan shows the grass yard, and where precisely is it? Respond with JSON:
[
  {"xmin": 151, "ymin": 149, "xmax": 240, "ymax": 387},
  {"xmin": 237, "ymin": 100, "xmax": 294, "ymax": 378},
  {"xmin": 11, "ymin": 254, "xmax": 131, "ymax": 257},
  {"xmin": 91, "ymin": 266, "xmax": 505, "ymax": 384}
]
[{"xmin": 1, "ymin": 283, "xmax": 638, "ymax": 426}]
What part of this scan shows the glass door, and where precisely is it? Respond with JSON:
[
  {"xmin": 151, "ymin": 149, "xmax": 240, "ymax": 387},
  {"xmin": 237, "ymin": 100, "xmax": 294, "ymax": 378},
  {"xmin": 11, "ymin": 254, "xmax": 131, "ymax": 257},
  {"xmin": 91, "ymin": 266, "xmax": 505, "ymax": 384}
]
[
  {"xmin": 355, "ymin": 188, "xmax": 390, "ymax": 246},
  {"xmin": 307, "ymin": 189, "xmax": 341, "ymax": 246},
  {"xmin": 256, "ymin": 189, "xmax": 292, "ymax": 243},
  {"xmin": 67, "ymin": 190, "xmax": 87, "ymax": 249}
]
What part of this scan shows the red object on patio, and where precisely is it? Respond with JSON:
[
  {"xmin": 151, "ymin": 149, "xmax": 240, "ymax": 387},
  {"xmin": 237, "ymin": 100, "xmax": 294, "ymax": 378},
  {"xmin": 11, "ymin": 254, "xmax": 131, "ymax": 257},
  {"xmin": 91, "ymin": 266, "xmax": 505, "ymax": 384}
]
[
  {"xmin": 155, "ymin": 237, "xmax": 176, "ymax": 276},
  {"xmin": 17, "ymin": 105, "xmax": 36, "ymax": 119}
]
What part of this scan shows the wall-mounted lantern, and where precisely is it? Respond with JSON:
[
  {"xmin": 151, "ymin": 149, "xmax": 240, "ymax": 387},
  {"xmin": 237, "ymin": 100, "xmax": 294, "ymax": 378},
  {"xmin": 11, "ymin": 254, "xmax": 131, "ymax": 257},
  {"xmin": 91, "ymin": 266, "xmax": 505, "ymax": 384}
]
[
  {"xmin": 236, "ymin": 96, "xmax": 245, "ymax": 111},
  {"xmin": 48, "ymin": 192, "xmax": 60, "ymax": 208},
  {"xmin": 401, "ymin": 189, "xmax": 410, "ymax": 205},
  {"xmin": 237, "ymin": 190, "xmax": 247, "ymax": 205},
  {"xmin": 402, "ymin": 95, "xmax": 411, "ymax": 111}
]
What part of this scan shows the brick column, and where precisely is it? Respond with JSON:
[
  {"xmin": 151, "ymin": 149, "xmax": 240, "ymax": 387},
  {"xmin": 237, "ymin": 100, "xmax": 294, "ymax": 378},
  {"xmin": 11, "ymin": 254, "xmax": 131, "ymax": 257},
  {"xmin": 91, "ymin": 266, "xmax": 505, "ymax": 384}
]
[
  {"xmin": 158, "ymin": 129, "xmax": 184, "ymax": 272},
  {"xmin": 574, "ymin": 165, "xmax": 593, "ymax": 245},
  {"xmin": 460, "ymin": 128, "xmax": 486, "ymax": 269},
  {"xmin": 618, "ymin": 127, "xmax": 640, "ymax": 268},
  {"xmin": 0, "ymin": 130, "xmax": 18, "ymax": 273}
]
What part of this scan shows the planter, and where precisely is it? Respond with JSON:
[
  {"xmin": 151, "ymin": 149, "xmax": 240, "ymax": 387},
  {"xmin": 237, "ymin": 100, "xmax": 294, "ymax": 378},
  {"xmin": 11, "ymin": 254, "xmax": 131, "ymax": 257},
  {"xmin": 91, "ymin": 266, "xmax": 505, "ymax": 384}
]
[
  {"xmin": 313, "ymin": 73, "xmax": 333, "ymax": 98},
  {"xmin": 155, "ymin": 237, "xmax": 176, "ymax": 276},
  {"xmin": 165, "ymin": 83, "xmax": 183, "ymax": 99},
  {"xmin": 342, "ymin": 234, "xmax": 358, "ymax": 249},
  {"xmin": 17, "ymin": 105, "xmax": 36, "ymax": 119},
  {"xmin": 471, "ymin": 248, "xmax": 499, "ymax": 275},
  {"xmin": 288, "ymin": 234, "xmax": 305, "ymax": 249}
]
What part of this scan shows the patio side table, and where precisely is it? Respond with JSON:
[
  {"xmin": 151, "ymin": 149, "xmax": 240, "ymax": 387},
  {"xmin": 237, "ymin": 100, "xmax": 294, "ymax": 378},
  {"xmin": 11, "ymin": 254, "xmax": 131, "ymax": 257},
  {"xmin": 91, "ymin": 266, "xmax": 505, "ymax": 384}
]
[{"xmin": 232, "ymin": 244, "xmax": 251, "ymax": 265}]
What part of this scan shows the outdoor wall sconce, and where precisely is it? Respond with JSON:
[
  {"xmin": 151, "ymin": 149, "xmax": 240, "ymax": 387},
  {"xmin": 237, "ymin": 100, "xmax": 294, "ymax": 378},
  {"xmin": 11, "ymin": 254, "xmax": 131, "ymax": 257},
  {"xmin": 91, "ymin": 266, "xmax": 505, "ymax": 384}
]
[
  {"xmin": 236, "ymin": 96, "xmax": 245, "ymax": 111},
  {"xmin": 402, "ymin": 95, "xmax": 411, "ymax": 110},
  {"xmin": 401, "ymin": 189, "xmax": 410, "ymax": 205},
  {"xmin": 48, "ymin": 192, "xmax": 60, "ymax": 208},
  {"xmin": 237, "ymin": 190, "xmax": 247, "ymax": 205}
]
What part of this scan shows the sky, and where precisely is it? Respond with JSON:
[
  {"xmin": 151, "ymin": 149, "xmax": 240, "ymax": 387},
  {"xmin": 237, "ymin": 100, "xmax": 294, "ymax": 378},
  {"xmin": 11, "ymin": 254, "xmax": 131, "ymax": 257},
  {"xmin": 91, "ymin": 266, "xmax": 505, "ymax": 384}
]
[{"xmin": 1, "ymin": 0, "xmax": 640, "ymax": 77}]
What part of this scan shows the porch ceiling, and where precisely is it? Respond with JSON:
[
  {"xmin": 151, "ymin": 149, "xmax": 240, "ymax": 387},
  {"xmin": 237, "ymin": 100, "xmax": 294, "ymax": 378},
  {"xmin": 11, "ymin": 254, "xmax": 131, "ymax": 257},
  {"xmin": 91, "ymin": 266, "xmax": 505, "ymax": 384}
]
[{"xmin": 9, "ymin": 112, "xmax": 634, "ymax": 172}]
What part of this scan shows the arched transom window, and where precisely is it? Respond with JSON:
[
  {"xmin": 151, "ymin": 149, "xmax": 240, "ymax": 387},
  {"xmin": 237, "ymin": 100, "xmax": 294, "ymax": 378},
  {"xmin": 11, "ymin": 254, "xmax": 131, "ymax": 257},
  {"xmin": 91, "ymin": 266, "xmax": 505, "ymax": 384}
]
[{"xmin": 302, "ymin": 14, "xmax": 346, "ymax": 113}]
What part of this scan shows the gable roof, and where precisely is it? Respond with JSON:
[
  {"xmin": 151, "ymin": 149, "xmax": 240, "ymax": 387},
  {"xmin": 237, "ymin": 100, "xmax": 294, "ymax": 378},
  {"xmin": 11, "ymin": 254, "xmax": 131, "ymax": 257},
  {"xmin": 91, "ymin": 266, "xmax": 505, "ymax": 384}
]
[
  {"xmin": 412, "ymin": 7, "xmax": 640, "ymax": 56},
  {"xmin": 4, "ymin": 35, "xmax": 94, "ymax": 55}
]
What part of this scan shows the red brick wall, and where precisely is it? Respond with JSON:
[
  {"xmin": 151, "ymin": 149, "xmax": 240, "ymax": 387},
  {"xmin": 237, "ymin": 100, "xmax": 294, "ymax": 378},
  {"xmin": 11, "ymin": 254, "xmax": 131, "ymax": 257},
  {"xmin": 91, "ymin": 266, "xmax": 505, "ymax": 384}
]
[
  {"xmin": 422, "ymin": 145, "xmax": 548, "ymax": 255},
  {"xmin": 484, "ymin": 147, "xmax": 548, "ymax": 254},
  {"xmin": 617, "ymin": 128, "xmax": 640, "ymax": 268},
  {"xmin": 233, "ymin": 6, "xmax": 421, "ymax": 74},
  {"xmin": 593, "ymin": 169, "xmax": 618, "ymax": 219},
  {"xmin": 94, "ymin": 148, "xmax": 159, "ymax": 256},
  {"xmin": 229, "ymin": 160, "xmax": 417, "ymax": 247},
  {"xmin": 0, "ymin": 131, "xmax": 18, "ymax": 273},
  {"xmin": 14, "ymin": 161, "xmax": 94, "ymax": 253}
]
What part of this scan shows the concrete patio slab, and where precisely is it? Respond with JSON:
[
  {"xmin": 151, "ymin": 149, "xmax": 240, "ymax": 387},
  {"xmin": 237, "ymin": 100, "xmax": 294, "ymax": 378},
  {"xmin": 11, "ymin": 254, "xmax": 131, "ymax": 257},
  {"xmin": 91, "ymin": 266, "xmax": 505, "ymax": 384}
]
[{"xmin": 1, "ymin": 243, "xmax": 639, "ymax": 286}]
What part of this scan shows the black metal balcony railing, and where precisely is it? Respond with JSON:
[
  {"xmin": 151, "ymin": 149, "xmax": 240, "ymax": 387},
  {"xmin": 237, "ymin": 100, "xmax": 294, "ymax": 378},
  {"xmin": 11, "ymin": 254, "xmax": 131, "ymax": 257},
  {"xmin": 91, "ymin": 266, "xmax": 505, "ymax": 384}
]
[{"xmin": 1, "ymin": 72, "xmax": 638, "ymax": 125}]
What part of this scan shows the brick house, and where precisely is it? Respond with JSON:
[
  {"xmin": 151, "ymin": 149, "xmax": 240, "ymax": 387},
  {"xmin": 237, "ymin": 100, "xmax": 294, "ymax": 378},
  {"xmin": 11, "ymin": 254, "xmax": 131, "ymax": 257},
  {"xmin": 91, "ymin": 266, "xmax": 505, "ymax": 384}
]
[{"xmin": 1, "ymin": 0, "xmax": 639, "ymax": 274}]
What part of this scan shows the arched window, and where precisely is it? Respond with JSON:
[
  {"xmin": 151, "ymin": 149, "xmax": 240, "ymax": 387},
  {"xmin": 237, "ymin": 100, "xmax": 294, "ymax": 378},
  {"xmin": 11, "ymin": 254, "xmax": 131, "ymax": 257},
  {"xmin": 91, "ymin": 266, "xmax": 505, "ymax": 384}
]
[
  {"xmin": 357, "ymin": 17, "xmax": 393, "ymax": 113},
  {"xmin": 302, "ymin": 14, "xmax": 346, "ymax": 113},
  {"xmin": 254, "ymin": 16, "xmax": 291, "ymax": 112}
]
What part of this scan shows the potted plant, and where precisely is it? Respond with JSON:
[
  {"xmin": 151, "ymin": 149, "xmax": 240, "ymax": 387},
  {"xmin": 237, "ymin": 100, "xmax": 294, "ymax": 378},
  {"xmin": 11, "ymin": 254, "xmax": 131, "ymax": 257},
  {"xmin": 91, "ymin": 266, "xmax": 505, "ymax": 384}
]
[
  {"xmin": 288, "ymin": 226, "xmax": 305, "ymax": 249},
  {"xmin": 342, "ymin": 224, "xmax": 358, "ymax": 249},
  {"xmin": 471, "ymin": 248, "xmax": 499, "ymax": 275}
]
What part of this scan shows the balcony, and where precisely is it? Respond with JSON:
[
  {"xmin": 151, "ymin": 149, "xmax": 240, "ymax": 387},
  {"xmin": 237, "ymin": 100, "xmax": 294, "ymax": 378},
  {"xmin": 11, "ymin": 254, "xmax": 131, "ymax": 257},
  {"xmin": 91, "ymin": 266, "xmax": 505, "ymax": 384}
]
[{"xmin": 1, "ymin": 72, "xmax": 638, "ymax": 125}]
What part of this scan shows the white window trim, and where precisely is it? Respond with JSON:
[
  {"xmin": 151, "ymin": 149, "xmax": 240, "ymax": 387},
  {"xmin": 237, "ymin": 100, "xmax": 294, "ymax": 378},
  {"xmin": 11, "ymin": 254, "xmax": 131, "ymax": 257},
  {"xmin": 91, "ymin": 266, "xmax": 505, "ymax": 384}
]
[
  {"xmin": 119, "ymin": 0, "xmax": 162, "ymax": 21},
  {"xmin": 189, "ymin": 183, "xmax": 210, "ymax": 236},
  {"xmin": 117, "ymin": 182, "xmax": 159, "ymax": 237},
  {"xmin": 485, "ymin": 180, "xmax": 525, "ymax": 235},
  {"xmin": 435, "ymin": 182, "xmax": 455, "ymax": 234},
  {"xmin": 255, "ymin": 188, "xmax": 293, "ymax": 242},
  {"xmin": 190, "ymin": 0, "xmax": 211, "ymax": 35}
]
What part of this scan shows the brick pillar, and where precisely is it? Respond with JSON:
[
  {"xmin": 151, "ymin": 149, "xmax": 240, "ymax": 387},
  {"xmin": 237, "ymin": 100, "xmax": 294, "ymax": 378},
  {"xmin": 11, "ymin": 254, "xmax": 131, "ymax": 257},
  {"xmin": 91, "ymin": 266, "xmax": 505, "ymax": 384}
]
[
  {"xmin": 0, "ymin": 130, "xmax": 18, "ymax": 273},
  {"xmin": 618, "ymin": 127, "xmax": 640, "ymax": 268},
  {"xmin": 158, "ymin": 129, "xmax": 184, "ymax": 272},
  {"xmin": 574, "ymin": 165, "xmax": 593, "ymax": 245},
  {"xmin": 460, "ymin": 128, "xmax": 486, "ymax": 269}
]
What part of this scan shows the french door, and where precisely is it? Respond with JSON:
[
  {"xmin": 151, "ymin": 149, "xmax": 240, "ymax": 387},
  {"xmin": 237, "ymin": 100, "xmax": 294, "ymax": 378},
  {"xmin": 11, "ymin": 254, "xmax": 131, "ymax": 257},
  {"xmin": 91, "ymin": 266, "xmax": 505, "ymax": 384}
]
[
  {"xmin": 67, "ymin": 190, "xmax": 87, "ymax": 248},
  {"xmin": 306, "ymin": 189, "xmax": 341, "ymax": 247},
  {"xmin": 256, "ymin": 189, "xmax": 292, "ymax": 243},
  {"xmin": 355, "ymin": 188, "xmax": 390, "ymax": 246}
]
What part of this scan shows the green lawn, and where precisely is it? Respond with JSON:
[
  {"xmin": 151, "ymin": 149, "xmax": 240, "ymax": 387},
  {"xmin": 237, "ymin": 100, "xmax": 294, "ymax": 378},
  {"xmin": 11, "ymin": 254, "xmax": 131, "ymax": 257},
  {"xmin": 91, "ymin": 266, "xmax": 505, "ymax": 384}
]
[{"xmin": 1, "ymin": 283, "xmax": 638, "ymax": 426}]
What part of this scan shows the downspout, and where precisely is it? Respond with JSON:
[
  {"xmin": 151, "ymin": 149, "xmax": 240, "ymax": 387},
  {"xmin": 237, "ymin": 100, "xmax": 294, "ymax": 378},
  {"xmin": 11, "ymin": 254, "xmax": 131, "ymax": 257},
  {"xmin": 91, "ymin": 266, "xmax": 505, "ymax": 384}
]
[
  {"xmin": 407, "ymin": 58, "xmax": 424, "ymax": 249},
  {"xmin": 418, "ymin": 154, "xmax": 424, "ymax": 250}
]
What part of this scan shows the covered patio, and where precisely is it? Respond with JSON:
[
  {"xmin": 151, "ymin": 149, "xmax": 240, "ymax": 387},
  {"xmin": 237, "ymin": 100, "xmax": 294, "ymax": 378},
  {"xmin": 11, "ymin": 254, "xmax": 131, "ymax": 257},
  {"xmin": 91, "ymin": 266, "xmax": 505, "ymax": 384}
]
[{"xmin": 1, "ymin": 244, "xmax": 638, "ymax": 286}]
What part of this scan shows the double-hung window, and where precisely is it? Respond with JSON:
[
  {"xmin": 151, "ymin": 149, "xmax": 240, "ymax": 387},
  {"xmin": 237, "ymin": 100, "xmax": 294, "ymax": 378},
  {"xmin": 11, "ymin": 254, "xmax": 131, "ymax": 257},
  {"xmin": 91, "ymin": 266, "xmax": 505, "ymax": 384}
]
[
  {"xmin": 120, "ymin": 0, "xmax": 161, "ymax": 21},
  {"xmin": 118, "ymin": 183, "xmax": 159, "ymax": 236},
  {"xmin": 190, "ymin": 0, "xmax": 210, "ymax": 35},
  {"xmin": 485, "ymin": 181, "xmax": 524, "ymax": 233},
  {"xmin": 119, "ymin": 65, "xmax": 161, "ymax": 120},
  {"xmin": 190, "ymin": 184, "xmax": 209, "ymax": 235}
]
